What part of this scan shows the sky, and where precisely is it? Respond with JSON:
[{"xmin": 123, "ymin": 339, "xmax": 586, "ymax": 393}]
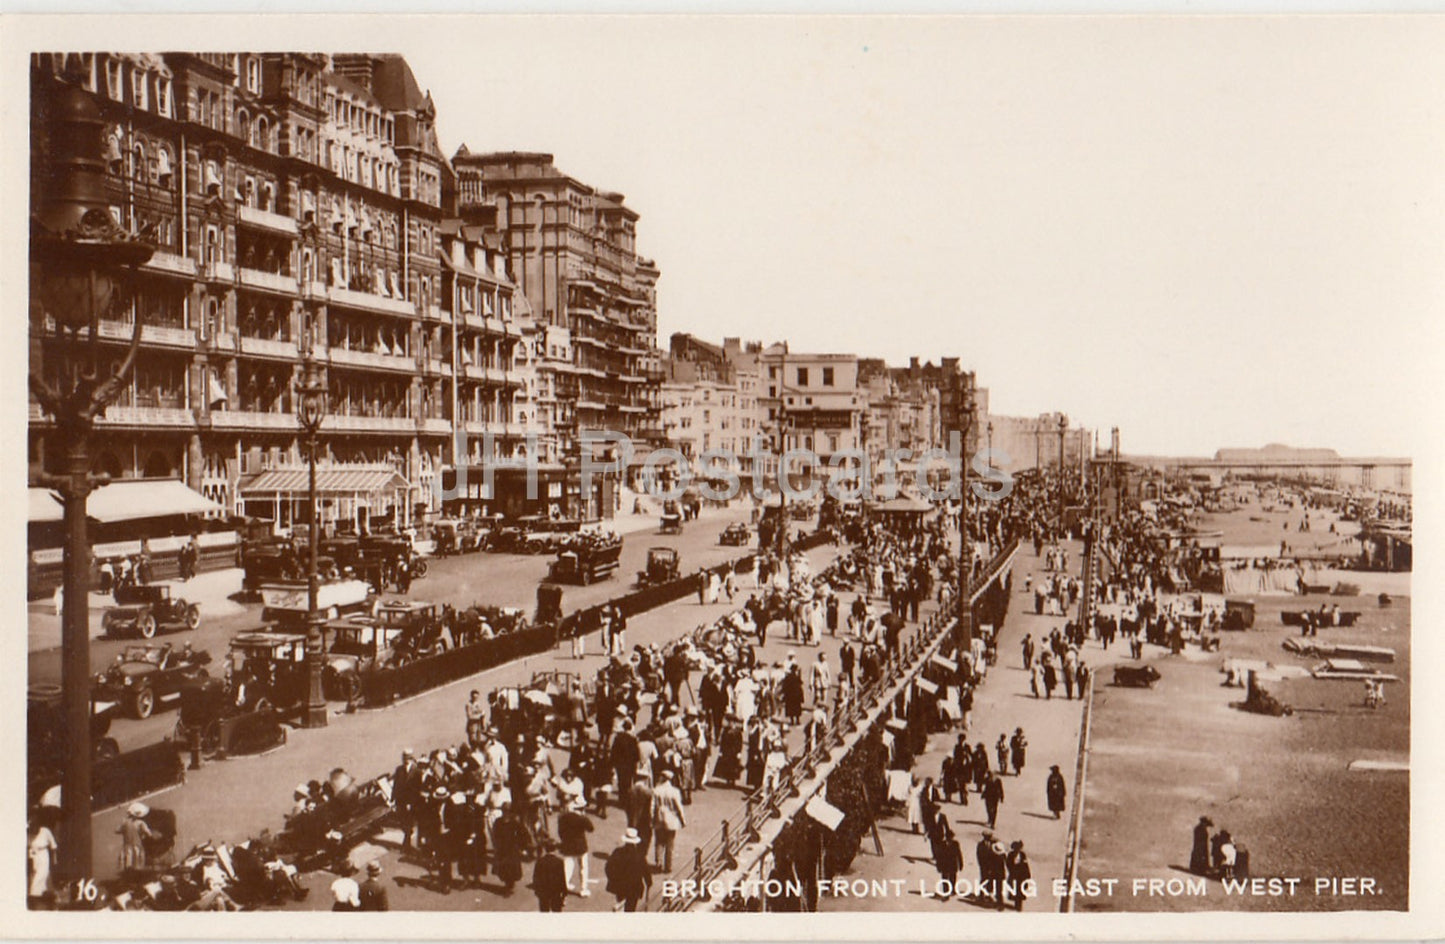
[{"xmin": 8, "ymin": 15, "xmax": 1445, "ymax": 457}]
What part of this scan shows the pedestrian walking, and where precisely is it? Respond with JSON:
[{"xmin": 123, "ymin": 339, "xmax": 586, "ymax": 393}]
[
  {"xmin": 359, "ymin": 860, "xmax": 390, "ymax": 911},
  {"xmin": 117, "ymin": 803, "xmax": 156, "ymax": 875},
  {"xmin": 556, "ymin": 796, "xmax": 594, "ymax": 897},
  {"xmin": 1046, "ymin": 765, "xmax": 1067, "ymax": 819},
  {"xmin": 651, "ymin": 770, "xmax": 687, "ymax": 873},
  {"xmin": 1190, "ymin": 816, "xmax": 1213, "ymax": 875},
  {"xmin": 605, "ymin": 828, "xmax": 651, "ymax": 912},
  {"xmin": 982, "ymin": 771, "xmax": 1004, "ymax": 829},
  {"xmin": 1009, "ymin": 728, "xmax": 1028, "ymax": 776},
  {"xmin": 995, "ymin": 734, "xmax": 1009, "ymax": 776},
  {"xmin": 532, "ymin": 839, "xmax": 568, "ymax": 912},
  {"xmin": 1006, "ymin": 841, "xmax": 1032, "ymax": 911}
]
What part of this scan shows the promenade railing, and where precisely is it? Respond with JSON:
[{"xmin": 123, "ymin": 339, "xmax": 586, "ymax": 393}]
[{"xmin": 652, "ymin": 536, "xmax": 1021, "ymax": 912}]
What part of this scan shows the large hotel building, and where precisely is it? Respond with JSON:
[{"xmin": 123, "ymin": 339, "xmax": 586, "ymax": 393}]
[{"xmin": 28, "ymin": 53, "xmax": 663, "ymax": 529}]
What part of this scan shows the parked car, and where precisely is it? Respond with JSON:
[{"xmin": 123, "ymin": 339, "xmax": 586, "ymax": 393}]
[
  {"xmin": 660, "ymin": 501, "xmax": 684, "ymax": 535},
  {"xmin": 102, "ymin": 582, "xmax": 201, "ymax": 639},
  {"xmin": 719, "ymin": 523, "xmax": 751, "ymax": 547},
  {"xmin": 92, "ymin": 642, "xmax": 213, "ymax": 719},
  {"xmin": 226, "ymin": 631, "xmax": 310, "ymax": 714},
  {"xmin": 637, "ymin": 546, "xmax": 681, "ymax": 588}
]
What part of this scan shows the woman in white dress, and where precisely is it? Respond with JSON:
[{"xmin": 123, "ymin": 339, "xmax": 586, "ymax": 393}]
[{"xmin": 28, "ymin": 821, "xmax": 57, "ymax": 907}]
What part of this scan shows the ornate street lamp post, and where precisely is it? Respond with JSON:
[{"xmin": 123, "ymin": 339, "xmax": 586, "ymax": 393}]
[
  {"xmin": 296, "ymin": 356, "xmax": 329, "ymax": 728},
  {"xmin": 1058, "ymin": 414, "xmax": 1068, "ymax": 533},
  {"xmin": 986, "ymin": 421, "xmax": 993, "ymax": 464},
  {"xmin": 29, "ymin": 76, "xmax": 155, "ymax": 885},
  {"xmin": 955, "ymin": 384, "xmax": 976, "ymax": 657}
]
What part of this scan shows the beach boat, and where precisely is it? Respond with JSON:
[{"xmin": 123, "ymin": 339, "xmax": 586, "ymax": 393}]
[
  {"xmin": 1282, "ymin": 638, "xmax": 1395, "ymax": 663},
  {"xmin": 1309, "ymin": 658, "xmax": 1399, "ymax": 682}
]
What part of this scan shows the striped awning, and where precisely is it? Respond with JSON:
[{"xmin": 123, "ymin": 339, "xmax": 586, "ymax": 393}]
[{"xmin": 241, "ymin": 467, "xmax": 410, "ymax": 498}]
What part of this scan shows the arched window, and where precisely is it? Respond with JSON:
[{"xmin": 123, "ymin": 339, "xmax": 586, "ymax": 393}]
[
  {"xmin": 130, "ymin": 143, "xmax": 147, "ymax": 181},
  {"xmin": 255, "ymin": 115, "xmax": 269, "ymax": 151},
  {"xmin": 156, "ymin": 147, "xmax": 174, "ymax": 188},
  {"xmin": 236, "ymin": 109, "xmax": 250, "ymax": 145}
]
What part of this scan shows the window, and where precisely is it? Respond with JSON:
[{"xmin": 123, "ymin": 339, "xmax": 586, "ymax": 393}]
[
  {"xmin": 822, "ymin": 367, "xmax": 834, "ymax": 386},
  {"xmin": 768, "ymin": 366, "xmax": 778, "ymax": 380},
  {"xmin": 796, "ymin": 367, "xmax": 808, "ymax": 386},
  {"xmin": 156, "ymin": 77, "xmax": 173, "ymax": 117},
  {"xmin": 246, "ymin": 57, "xmax": 260, "ymax": 93},
  {"xmin": 131, "ymin": 70, "xmax": 148, "ymax": 109},
  {"xmin": 105, "ymin": 59, "xmax": 124, "ymax": 100}
]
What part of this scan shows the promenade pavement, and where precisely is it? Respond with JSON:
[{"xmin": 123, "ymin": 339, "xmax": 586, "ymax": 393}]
[
  {"xmin": 818, "ymin": 539, "xmax": 1090, "ymax": 914},
  {"xmin": 87, "ymin": 542, "xmax": 846, "ymax": 911}
]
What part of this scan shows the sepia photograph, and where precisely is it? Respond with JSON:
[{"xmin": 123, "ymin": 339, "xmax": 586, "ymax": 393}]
[{"xmin": 6, "ymin": 11, "xmax": 1440, "ymax": 940}]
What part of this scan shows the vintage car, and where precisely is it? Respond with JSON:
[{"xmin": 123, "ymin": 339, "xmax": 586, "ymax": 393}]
[
  {"xmin": 172, "ymin": 677, "xmax": 288, "ymax": 758},
  {"xmin": 547, "ymin": 539, "xmax": 623, "ymax": 585},
  {"xmin": 637, "ymin": 546, "xmax": 681, "ymax": 588},
  {"xmin": 719, "ymin": 522, "xmax": 752, "ymax": 547},
  {"xmin": 101, "ymin": 582, "xmax": 201, "ymax": 639},
  {"xmin": 660, "ymin": 501, "xmax": 684, "ymax": 535},
  {"xmin": 226, "ymin": 632, "xmax": 311, "ymax": 714},
  {"xmin": 93, "ymin": 642, "xmax": 213, "ymax": 719},
  {"xmin": 321, "ymin": 600, "xmax": 443, "ymax": 700},
  {"xmin": 431, "ymin": 517, "xmax": 487, "ymax": 556}
]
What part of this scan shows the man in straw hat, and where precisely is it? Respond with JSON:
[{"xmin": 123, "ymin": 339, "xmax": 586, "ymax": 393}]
[{"xmin": 605, "ymin": 827, "xmax": 651, "ymax": 912}]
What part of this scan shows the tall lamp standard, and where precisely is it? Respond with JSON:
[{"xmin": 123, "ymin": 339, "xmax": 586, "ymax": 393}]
[
  {"xmin": 986, "ymin": 421, "xmax": 993, "ymax": 464},
  {"xmin": 296, "ymin": 356, "xmax": 329, "ymax": 728},
  {"xmin": 954, "ymin": 384, "xmax": 976, "ymax": 657},
  {"xmin": 1057, "ymin": 414, "xmax": 1068, "ymax": 533},
  {"xmin": 29, "ymin": 76, "xmax": 155, "ymax": 884}
]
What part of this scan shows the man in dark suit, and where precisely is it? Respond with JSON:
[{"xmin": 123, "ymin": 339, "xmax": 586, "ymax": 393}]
[
  {"xmin": 391, "ymin": 749, "xmax": 422, "ymax": 848},
  {"xmin": 982, "ymin": 770, "xmax": 1005, "ymax": 829},
  {"xmin": 532, "ymin": 839, "xmax": 568, "ymax": 912},
  {"xmin": 359, "ymin": 860, "xmax": 389, "ymax": 911},
  {"xmin": 605, "ymin": 828, "xmax": 652, "ymax": 912},
  {"xmin": 610, "ymin": 719, "xmax": 641, "ymax": 811}
]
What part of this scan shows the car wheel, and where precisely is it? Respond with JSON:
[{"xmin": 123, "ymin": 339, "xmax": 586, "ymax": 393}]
[
  {"xmin": 131, "ymin": 686, "xmax": 156, "ymax": 719},
  {"xmin": 414, "ymin": 560, "xmax": 428, "ymax": 578},
  {"xmin": 184, "ymin": 604, "xmax": 201, "ymax": 630},
  {"xmin": 137, "ymin": 613, "xmax": 158, "ymax": 639}
]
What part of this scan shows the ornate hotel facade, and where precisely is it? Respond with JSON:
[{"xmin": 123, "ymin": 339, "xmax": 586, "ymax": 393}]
[{"xmin": 28, "ymin": 52, "xmax": 664, "ymax": 527}]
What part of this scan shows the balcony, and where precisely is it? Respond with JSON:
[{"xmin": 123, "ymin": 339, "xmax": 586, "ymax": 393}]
[
  {"xmin": 239, "ymin": 335, "xmax": 299, "ymax": 359},
  {"xmin": 98, "ymin": 405, "xmax": 195, "ymax": 428},
  {"xmin": 141, "ymin": 250, "xmax": 197, "ymax": 278},
  {"xmin": 328, "ymin": 286, "xmax": 415, "ymax": 318},
  {"xmin": 202, "ymin": 261, "xmax": 234, "ymax": 283},
  {"xmin": 327, "ymin": 346, "xmax": 416, "ymax": 373},
  {"xmin": 418, "ymin": 417, "xmax": 452, "ymax": 435},
  {"xmin": 209, "ymin": 409, "xmax": 301, "ymax": 431},
  {"xmin": 421, "ymin": 358, "xmax": 451, "ymax": 376},
  {"xmin": 301, "ymin": 279, "xmax": 328, "ymax": 301},
  {"xmin": 91, "ymin": 318, "xmax": 197, "ymax": 350},
  {"xmin": 237, "ymin": 204, "xmax": 299, "ymax": 236},
  {"xmin": 239, "ymin": 266, "xmax": 300, "ymax": 296},
  {"xmin": 463, "ymin": 419, "xmax": 508, "ymax": 437},
  {"xmin": 323, "ymin": 414, "xmax": 416, "ymax": 433}
]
